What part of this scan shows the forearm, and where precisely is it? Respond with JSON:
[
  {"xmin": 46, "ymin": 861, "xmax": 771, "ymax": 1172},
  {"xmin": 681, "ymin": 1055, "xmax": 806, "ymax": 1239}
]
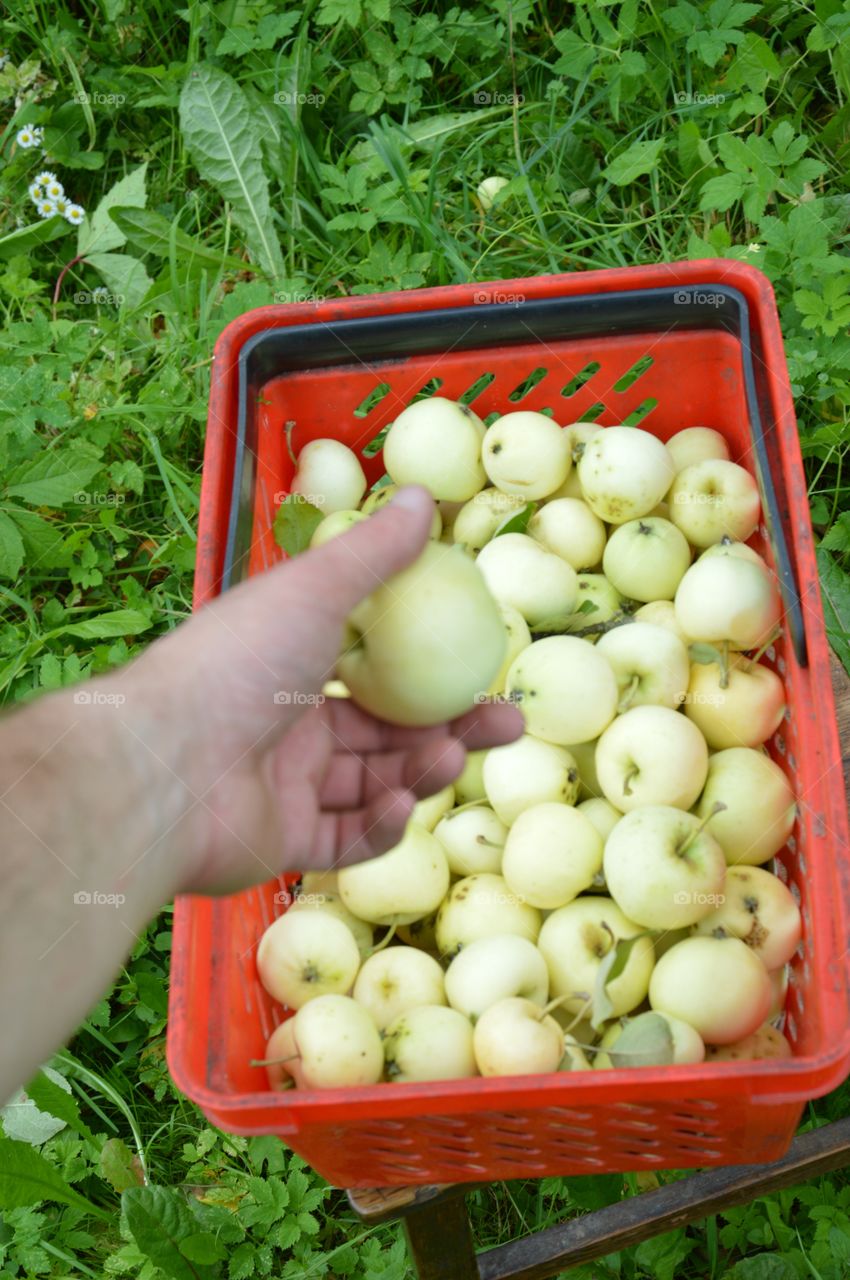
[{"xmin": 0, "ymin": 668, "xmax": 193, "ymax": 1097}]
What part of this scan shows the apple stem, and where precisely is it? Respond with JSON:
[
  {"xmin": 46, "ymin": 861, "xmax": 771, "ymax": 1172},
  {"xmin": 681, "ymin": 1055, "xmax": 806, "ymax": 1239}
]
[
  {"xmin": 617, "ymin": 674, "xmax": 640, "ymax": 714},
  {"xmin": 622, "ymin": 766, "xmax": 638, "ymax": 798},
  {"xmin": 751, "ymin": 628, "xmax": 783, "ymax": 666},
  {"xmin": 251, "ymin": 1053, "xmax": 301, "ymax": 1067},
  {"xmin": 675, "ymin": 801, "xmax": 728, "ymax": 857},
  {"xmin": 368, "ymin": 923, "xmax": 398, "ymax": 955},
  {"xmin": 719, "ymin": 639, "xmax": 730, "ymax": 689},
  {"xmin": 537, "ymin": 993, "xmax": 578, "ymax": 1021}
]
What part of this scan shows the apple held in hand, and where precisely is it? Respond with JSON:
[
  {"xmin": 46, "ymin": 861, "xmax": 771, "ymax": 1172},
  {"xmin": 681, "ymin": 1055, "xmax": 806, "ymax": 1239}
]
[
  {"xmin": 476, "ymin": 533, "xmax": 578, "ymax": 627},
  {"xmin": 527, "ymin": 498, "xmax": 607, "ymax": 571},
  {"xmin": 483, "ymin": 733, "xmax": 580, "ymax": 824},
  {"xmin": 665, "ymin": 426, "xmax": 730, "ymax": 473},
  {"xmin": 578, "ymin": 426, "xmax": 675, "ymax": 524},
  {"xmin": 683, "ymin": 655, "xmax": 785, "ymax": 749},
  {"xmin": 257, "ymin": 910, "xmax": 361, "ymax": 1009},
  {"xmin": 292, "ymin": 439, "xmax": 367, "ymax": 513},
  {"xmin": 674, "ymin": 555, "xmax": 780, "ymax": 652},
  {"xmin": 383, "ymin": 397, "xmax": 487, "ymax": 501},
  {"xmin": 595, "ymin": 705, "xmax": 708, "ymax": 812},
  {"xmin": 436, "ymin": 873, "xmax": 542, "ymax": 958},
  {"xmin": 434, "ymin": 804, "xmax": 508, "ymax": 876},
  {"xmin": 452, "ymin": 488, "xmax": 529, "ymax": 554},
  {"xmin": 649, "ymin": 935, "xmax": 771, "ymax": 1044},
  {"xmin": 506, "ymin": 635, "xmax": 619, "ymax": 745},
  {"xmin": 695, "ymin": 747, "xmax": 796, "ymax": 867},
  {"xmin": 602, "ymin": 518, "xmax": 691, "ymax": 602},
  {"xmin": 445, "ymin": 934, "xmax": 549, "ymax": 1021},
  {"xmin": 353, "ymin": 947, "xmax": 446, "ymax": 1031},
  {"xmin": 596, "ymin": 622, "xmax": 690, "ymax": 712},
  {"xmin": 669, "ymin": 459, "xmax": 761, "ymax": 547},
  {"xmin": 338, "ymin": 823, "xmax": 449, "ymax": 926},
  {"xmin": 482, "ymin": 411, "xmax": 572, "ymax": 499},
  {"xmin": 473, "ymin": 997, "xmax": 565, "ymax": 1076},
  {"xmin": 384, "ymin": 1005, "xmax": 477, "ymax": 1081},
  {"xmin": 538, "ymin": 896, "xmax": 654, "ymax": 1017},
  {"xmin": 502, "ymin": 802, "xmax": 603, "ymax": 910},
  {"xmin": 603, "ymin": 806, "xmax": 726, "ymax": 930},
  {"xmin": 338, "ymin": 542, "xmax": 506, "ymax": 726},
  {"xmin": 411, "ymin": 784, "xmax": 455, "ymax": 832},
  {"xmin": 692, "ymin": 865, "xmax": 801, "ymax": 971}
]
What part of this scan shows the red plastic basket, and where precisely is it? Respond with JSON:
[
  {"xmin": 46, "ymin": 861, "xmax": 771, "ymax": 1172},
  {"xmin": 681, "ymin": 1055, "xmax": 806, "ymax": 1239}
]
[{"xmin": 167, "ymin": 261, "xmax": 850, "ymax": 1188}]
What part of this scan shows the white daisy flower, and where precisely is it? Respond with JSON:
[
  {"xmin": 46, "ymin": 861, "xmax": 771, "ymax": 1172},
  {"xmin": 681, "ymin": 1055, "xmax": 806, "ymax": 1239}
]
[
  {"xmin": 35, "ymin": 170, "xmax": 56, "ymax": 186},
  {"xmin": 16, "ymin": 127, "xmax": 36, "ymax": 148},
  {"xmin": 53, "ymin": 195, "xmax": 69, "ymax": 216},
  {"xmin": 28, "ymin": 181, "xmax": 44, "ymax": 203},
  {"xmin": 37, "ymin": 198, "xmax": 57, "ymax": 219},
  {"xmin": 45, "ymin": 178, "xmax": 63, "ymax": 199},
  {"xmin": 65, "ymin": 203, "xmax": 85, "ymax": 226},
  {"xmin": 32, "ymin": 126, "xmax": 44, "ymax": 143}
]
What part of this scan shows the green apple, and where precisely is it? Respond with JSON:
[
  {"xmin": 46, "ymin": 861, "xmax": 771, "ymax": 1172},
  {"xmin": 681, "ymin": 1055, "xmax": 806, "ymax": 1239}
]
[
  {"xmin": 383, "ymin": 1005, "xmax": 477, "ymax": 1081},
  {"xmin": 694, "ymin": 747, "xmax": 796, "ymax": 866},
  {"xmin": 674, "ymin": 556, "xmax": 780, "ymax": 651},
  {"xmin": 705, "ymin": 1023, "xmax": 792, "ymax": 1061},
  {"xmin": 699, "ymin": 536, "xmax": 767, "ymax": 569},
  {"xmin": 578, "ymin": 426, "xmax": 675, "ymax": 524},
  {"xmin": 288, "ymin": 890, "xmax": 373, "ymax": 959},
  {"xmin": 683, "ymin": 655, "xmax": 785, "ymax": 748},
  {"xmin": 256, "ymin": 910, "xmax": 361, "ymax": 1009},
  {"xmin": 310, "ymin": 508, "xmax": 368, "ymax": 547},
  {"xmin": 482, "ymin": 411, "xmax": 571, "ymax": 499},
  {"xmin": 633, "ymin": 599, "xmax": 688, "ymax": 644},
  {"xmin": 452, "ymin": 488, "xmax": 528, "ymax": 554},
  {"xmin": 768, "ymin": 966, "xmax": 789, "ymax": 1020},
  {"xmin": 505, "ymin": 635, "xmax": 619, "ymax": 744},
  {"xmin": 263, "ymin": 1019, "xmax": 301, "ymax": 1089},
  {"xmin": 411, "ymin": 784, "xmax": 455, "ymax": 832},
  {"xmin": 487, "ymin": 605, "xmax": 532, "ymax": 694},
  {"xmin": 292, "ymin": 439, "xmax": 367, "ymax": 513},
  {"xmin": 537, "ymin": 896, "xmax": 654, "ymax": 1016},
  {"xmin": 453, "ymin": 748, "xmax": 488, "ymax": 804},
  {"xmin": 602, "ymin": 518, "xmax": 691, "ymax": 602},
  {"xmin": 338, "ymin": 823, "xmax": 449, "ymax": 926},
  {"xmin": 665, "ymin": 426, "xmax": 730, "ymax": 473},
  {"xmin": 299, "ymin": 870, "xmax": 339, "ymax": 896},
  {"xmin": 265, "ymin": 995, "xmax": 384, "ymax": 1088},
  {"xmin": 603, "ymin": 806, "xmax": 727, "ymax": 929},
  {"xmin": 565, "ymin": 421, "xmax": 605, "ymax": 463},
  {"xmin": 483, "ymin": 733, "xmax": 580, "ymax": 824},
  {"xmin": 560, "ymin": 573, "xmax": 626, "ymax": 640},
  {"xmin": 397, "ymin": 911, "xmax": 440, "ymax": 953},
  {"xmin": 692, "ymin": 864, "xmax": 801, "ymax": 970},
  {"xmin": 445, "ymin": 934, "xmax": 549, "ymax": 1021},
  {"xmin": 669, "ymin": 460, "xmax": 761, "ymax": 547},
  {"xmin": 338, "ymin": 541, "xmax": 506, "ymax": 725},
  {"xmin": 475, "ymin": 533, "xmax": 578, "ymax": 627},
  {"xmin": 596, "ymin": 622, "xmax": 690, "ymax": 711},
  {"xmin": 473, "ymin": 996, "xmax": 564, "ymax": 1076},
  {"xmin": 476, "ymin": 175, "xmax": 510, "ymax": 209},
  {"xmin": 649, "ymin": 935, "xmax": 771, "ymax": 1044},
  {"xmin": 433, "ymin": 804, "xmax": 508, "ymax": 876},
  {"xmin": 570, "ymin": 739, "xmax": 602, "ymax": 799},
  {"xmin": 595, "ymin": 705, "xmax": 708, "ymax": 811},
  {"xmin": 353, "ymin": 947, "xmax": 446, "ymax": 1030},
  {"xmin": 361, "ymin": 483, "xmax": 442, "ymax": 538},
  {"xmin": 593, "ymin": 1010, "xmax": 705, "ymax": 1068},
  {"xmin": 436, "ymin": 873, "xmax": 542, "ymax": 958},
  {"xmin": 577, "ymin": 796, "xmax": 622, "ymax": 844},
  {"xmin": 383, "ymin": 397, "xmax": 486, "ymax": 501},
  {"xmin": 527, "ymin": 498, "xmax": 607, "ymax": 570},
  {"xmin": 502, "ymin": 802, "xmax": 603, "ymax": 909}
]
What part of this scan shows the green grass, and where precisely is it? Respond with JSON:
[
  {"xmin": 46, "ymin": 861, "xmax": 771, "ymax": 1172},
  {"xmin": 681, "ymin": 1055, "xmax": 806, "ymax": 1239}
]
[{"xmin": 1, "ymin": 0, "xmax": 850, "ymax": 1275}]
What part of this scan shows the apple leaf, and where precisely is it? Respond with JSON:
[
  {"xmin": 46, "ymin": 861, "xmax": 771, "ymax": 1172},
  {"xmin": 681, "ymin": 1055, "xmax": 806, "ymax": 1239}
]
[
  {"xmin": 591, "ymin": 932, "xmax": 650, "ymax": 1029},
  {"xmin": 273, "ymin": 494, "xmax": 324, "ymax": 556},
  {"xmin": 493, "ymin": 502, "xmax": 537, "ymax": 537},
  {"xmin": 609, "ymin": 1012, "xmax": 675, "ymax": 1067},
  {"xmin": 688, "ymin": 642, "xmax": 725, "ymax": 666}
]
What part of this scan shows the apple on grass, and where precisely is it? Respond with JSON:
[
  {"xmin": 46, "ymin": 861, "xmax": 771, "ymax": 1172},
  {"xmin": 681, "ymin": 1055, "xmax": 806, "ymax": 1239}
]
[
  {"xmin": 669, "ymin": 459, "xmax": 760, "ymax": 547},
  {"xmin": 649, "ymin": 935, "xmax": 771, "ymax": 1045},
  {"xmin": 337, "ymin": 541, "xmax": 506, "ymax": 726},
  {"xmin": 383, "ymin": 397, "xmax": 487, "ymax": 501},
  {"xmin": 338, "ymin": 823, "xmax": 449, "ymax": 926},
  {"xmin": 433, "ymin": 804, "xmax": 508, "ymax": 876},
  {"xmin": 261, "ymin": 995, "xmax": 384, "ymax": 1089},
  {"xmin": 595, "ymin": 705, "xmax": 709, "ymax": 812},
  {"xmin": 537, "ymin": 897, "xmax": 655, "ymax": 1017},
  {"xmin": 476, "ymin": 533, "xmax": 578, "ymax": 628},
  {"xmin": 256, "ymin": 910, "xmax": 361, "ymax": 1009},
  {"xmin": 683, "ymin": 655, "xmax": 785, "ymax": 749},
  {"xmin": 578, "ymin": 426, "xmax": 675, "ymax": 524},
  {"xmin": 482, "ymin": 411, "xmax": 572, "ymax": 499},
  {"xmin": 483, "ymin": 733, "xmax": 580, "ymax": 825},
  {"xmin": 694, "ymin": 747, "xmax": 796, "ymax": 866},
  {"xmin": 353, "ymin": 947, "xmax": 446, "ymax": 1031},
  {"xmin": 505, "ymin": 635, "xmax": 619, "ymax": 745},
  {"xmin": 603, "ymin": 806, "xmax": 727, "ymax": 930},
  {"xmin": 596, "ymin": 622, "xmax": 690, "ymax": 712},
  {"xmin": 383, "ymin": 1005, "xmax": 477, "ymax": 1081},
  {"xmin": 444, "ymin": 934, "xmax": 549, "ymax": 1021},
  {"xmin": 692, "ymin": 865, "xmax": 801, "ymax": 971},
  {"xmin": 502, "ymin": 801, "xmax": 603, "ymax": 909},
  {"xmin": 527, "ymin": 498, "xmax": 607, "ymax": 570},
  {"xmin": 291, "ymin": 439, "xmax": 367, "ymax": 514},
  {"xmin": 473, "ymin": 997, "xmax": 565, "ymax": 1076},
  {"xmin": 602, "ymin": 518, "xmax": 691, "ymax": 602},
  {"xmin": 436, "ymin": 873, "xmax": 542, "ymax": 958}
]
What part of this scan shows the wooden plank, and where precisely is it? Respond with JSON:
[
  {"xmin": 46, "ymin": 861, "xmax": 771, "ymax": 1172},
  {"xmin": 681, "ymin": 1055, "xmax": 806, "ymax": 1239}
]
[
  {"xmin": 403, "ymin": 1193, "xmax": 479, "ymax": 1280},
  {"xmin": 347, "ymin": 1183, "xmax": 471, "ymax": 1226}
]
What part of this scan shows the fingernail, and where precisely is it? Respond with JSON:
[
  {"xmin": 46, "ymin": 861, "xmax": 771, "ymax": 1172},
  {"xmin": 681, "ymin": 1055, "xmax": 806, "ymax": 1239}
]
[{"xmin": 389, "ymin": 485, "xmax": 432, "ymax": 512}]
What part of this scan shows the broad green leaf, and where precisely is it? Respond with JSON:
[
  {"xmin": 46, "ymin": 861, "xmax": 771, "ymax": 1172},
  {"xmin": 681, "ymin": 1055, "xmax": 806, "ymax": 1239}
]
[
  {"xmin": 179, "ymin": 1232, "xmax": 228, "ymax": 1264},
  {"xmin": 179, "ymin": 63, "xmax": 285, "ymax": 281},
  {"xmin": 688, "ymin": 642, "xmax": 725, "ymax": 665},
  {"xmin": 4, "ymin": 508, "xmax": 66, "ymax": 572},
  {"xmin": 0, "ymin": 1137, "xmax": 107, "ymax": 1216},
  {"xmin": 609, "ymin": 1012, "xmax": 675, "ymax": 1067},
  {"xmin": 603, "ymin": 138, "xmax": 665, "ymax": 185},
  {"xmin": 0, "ymin": 1068, "xmax": 72, "ymax": 1145},
  {"xmin": 84, "ymin": 252, "xmax": 153, "ymax": 311},
  {"xmin": 58, "ymin": 608, "xmax": 153, "ymax": 640},
  {"xmin": 0, "ymin": 512, "xmax": 24, "ymax": 579},
  {"xmin": 817, "ymin": 546, "xmax": 850, "ymax": 673},
  {"xmin": 108, "ymin": 206, "xmax": 247, "ymax": 269},
  {"xmin": 123, "ymin": 1185, "xmax": 200, "ymax": 1280},
  {"xmin": 25, "ymin": 1070, "xmax": 94, "ymax": 1142},
  {"xmin": 273, "ymin": 494, "xmax": 324, "ymax": 556},
  {"xmin": 493, "ymin": 502, "xmax": 537, "ymax": 537},
  {"xmin": 77, "ymin": 163, "xmax": 148, "ymax": 255},
  {"xmin": 100, "ymin": 1138, "xmax": 144, "ymax": 1192},
  {"xmin": 0, "ymin": 216, "xmax": 69, "ymax": 261},
  {"xmin": 5, "ymin": 450, "xmax": 103, "ymax": 507}
]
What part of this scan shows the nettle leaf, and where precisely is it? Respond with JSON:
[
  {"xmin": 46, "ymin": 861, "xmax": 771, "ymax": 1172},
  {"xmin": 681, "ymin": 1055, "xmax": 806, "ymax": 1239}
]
[
  {"xmin": 77, "ymin": 163, "xmax": 148, "ymax": 256},
  {"xmin": 5, "ymin": 449, "xmax": 103, "ymax": 508},
  {"xmin": 552, "ymin": 28, "xmax": 597, "ymax": 79},
  {"xmin": 179, "ymin": 63, "xmax": 285, "ymax": 281},
  {"xmin": 0, "ymin": 1138, "xmax": 107, "ymax": 1217},
  {"xmin": 493, "ymin": 502, "xmax": 536, "ymax": 537},
  {"xmin": 602, "ymin": 138, "xmax": 665, "ymax": 185},
  {"xmin": 273, "ymin": 494, "xmax": 324, "ymax": 556},
  {"xmin": 123, "ymin": 1186, "xmax": 200, "ymax": 1280}
]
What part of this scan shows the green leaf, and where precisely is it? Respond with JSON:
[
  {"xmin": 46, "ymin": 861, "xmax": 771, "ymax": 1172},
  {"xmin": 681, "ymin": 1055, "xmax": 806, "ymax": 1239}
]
[
  {"xmin": 5, "ymin": 509, "xmax": 66, "ymax": 572},
  {"xmin": 0, "ymin": 217, "xmax": 69, "ymax": 261},
  {"xmin": 24, "ymin": 1070, "xmax": 94, "ymax": 1142},
  {"xmin": 725, "ymin": 1256, "xmax": 800, "ymax": 1280},
  {"xmin": 817, "ymin": 546, "xmax": 850, "ymax": 673},
  {"xmin": 688, "ymin": 642, "xmax": 725, "ymax": 665},
  {"xmin": 273, "ymin": 494, "xmax": 324, "ymax": 556},
  {"xmin": 123, "ymin": 1185, "xmax": 200, "ymax": 1280},
  {"xmin": 609, "ymin": 1012, "xmax": 675, "ymax": 1067},
  {"xmin": 0, "ymin": 1068, "xmax": 72, "ymax": 1145},
  {"xmin": 77, "ymin": 163, "xmax": 148, "ymax": 256},
  {"xmin": 0, "ymin": 1138, "xmax": 107, "ymax": 1217},
  {"xmin": 108, "ymin": 206, "xmax": 247, "ymax": 270},
  {"xmin": 5, "ymin": 450, "xmax": 103, "ymax": 507},
  {"xmin": 602, "ymin": 138, "xmax": 665, "ymax": 185},
  {"xmin": 100, "ymin": 1138, "xmax": 144, "ymax": 1192},
  {"xmin": 493, "ymin": 502, "xmax": 537, "ymax": 537},
  {"xmin": 58, "ymin": 608, "xmax": 153, "ymax": 640},
  {"xmin": 591, "ymin": 933, "xmax": 649, "ymax": 1028},
  {"xmin": 179, "ymin": 64, "xmax": 285, "ymax": 281},
  {"xmin": 0, "ymin": 512, "xmax": 24, "ymax": 579},
  {"xmin": 84, "ymin": 252, "xmax": 153, "ymax": 311},
  {"xmin": 179, "ymin": 1232, "xmax": 228, "ymax": 1264},
  {"xmin": 563, "ymin": 1172, "xmax": 624, "ymax": 1211},
  {"xmin": 552, "ymin": 28, "xmax": 597, "ymax": 79}
]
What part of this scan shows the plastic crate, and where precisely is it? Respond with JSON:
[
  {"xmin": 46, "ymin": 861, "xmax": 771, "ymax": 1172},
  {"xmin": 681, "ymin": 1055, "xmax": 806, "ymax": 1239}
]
[{"xmin": 167, "ymin": 261, "xmax": 850, "ymax": 1188}]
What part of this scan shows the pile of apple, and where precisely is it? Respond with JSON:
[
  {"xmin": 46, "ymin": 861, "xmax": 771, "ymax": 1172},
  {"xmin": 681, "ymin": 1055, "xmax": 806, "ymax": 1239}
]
[{"xmin": 255, "ymin": 399, "xmax": 800, "ymax": 1091}]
